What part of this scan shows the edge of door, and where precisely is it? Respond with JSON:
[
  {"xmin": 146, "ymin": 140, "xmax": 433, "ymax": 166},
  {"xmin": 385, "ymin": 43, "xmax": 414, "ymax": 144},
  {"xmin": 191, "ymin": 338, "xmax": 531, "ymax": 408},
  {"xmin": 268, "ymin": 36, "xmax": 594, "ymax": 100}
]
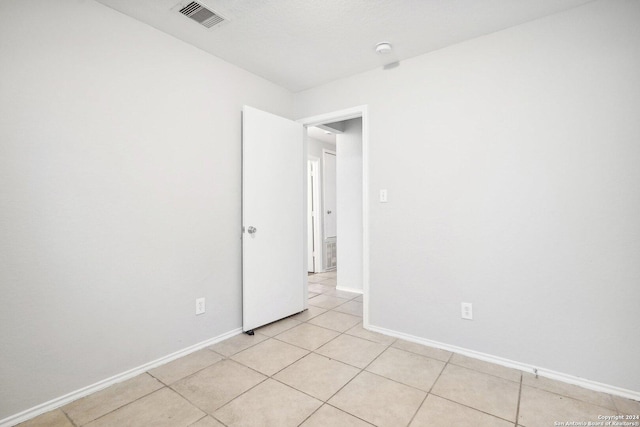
[
  {"xmin": 321, "ymin": 148, "xmax": 336, "ymax": 266},
  {"xmin": 298, "ymin": 105, "xmax": 370, "ymax": 328},
  {"xmin": 307, "ymin": 156, "xmax": 322, "ymax": 274}
]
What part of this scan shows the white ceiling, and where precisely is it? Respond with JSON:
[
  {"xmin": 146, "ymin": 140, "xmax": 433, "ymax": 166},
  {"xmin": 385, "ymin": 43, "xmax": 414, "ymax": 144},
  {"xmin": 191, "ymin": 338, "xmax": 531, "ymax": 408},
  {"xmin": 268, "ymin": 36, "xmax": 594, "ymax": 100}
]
[{"xmin": 96, "ymin": 0, "xmax": 594, "ymax": 92}]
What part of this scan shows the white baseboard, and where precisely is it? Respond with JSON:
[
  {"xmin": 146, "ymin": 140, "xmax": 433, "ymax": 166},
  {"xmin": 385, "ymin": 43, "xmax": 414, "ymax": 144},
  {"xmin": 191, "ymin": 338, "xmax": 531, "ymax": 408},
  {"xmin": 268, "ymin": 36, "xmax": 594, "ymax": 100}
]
[
  {"xmin": 336, "ymin": 285, "xmax": 363, "ymax": 294},
  {"xmin": 366, "ymin": 324, "xmax": 640, "ymax": 402},
  {"xmin": 0, "ymin": 328, "xmax": 242, "ymax": 427}
]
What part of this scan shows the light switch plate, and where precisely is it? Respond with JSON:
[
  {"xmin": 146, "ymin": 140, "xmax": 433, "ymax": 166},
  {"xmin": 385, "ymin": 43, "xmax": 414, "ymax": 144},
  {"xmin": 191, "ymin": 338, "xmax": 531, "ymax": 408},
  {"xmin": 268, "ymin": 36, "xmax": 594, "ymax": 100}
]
[{"xmin": 196, "ymin": 297, "xmax": 206, "ymax": 315}]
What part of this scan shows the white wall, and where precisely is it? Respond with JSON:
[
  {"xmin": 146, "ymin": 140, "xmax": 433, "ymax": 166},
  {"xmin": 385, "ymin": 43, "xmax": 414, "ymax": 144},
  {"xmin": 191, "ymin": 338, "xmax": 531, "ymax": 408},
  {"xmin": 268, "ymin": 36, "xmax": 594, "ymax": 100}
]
[
  {"xmin": 336, "ymin": 119, "xmax": 363, "ymax": 291},
  {"xmin": 0, "ymin": 0, "xmax": 292, "ymax": 419},
  {"xmin": 295, "ymin": 0, "xmax": 640, "ymax": 392},
  {"xmin": 307, "ymin": 135, "xmax": 335, "ymax": 161}
]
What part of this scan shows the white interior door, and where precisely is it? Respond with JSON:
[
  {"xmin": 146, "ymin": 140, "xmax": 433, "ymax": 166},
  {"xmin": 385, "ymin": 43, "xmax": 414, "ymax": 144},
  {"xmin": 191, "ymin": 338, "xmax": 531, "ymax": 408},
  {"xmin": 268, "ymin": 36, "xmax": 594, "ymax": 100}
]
[
  {"xmin": 307, "ymin": 161, "xmax": 315, "ymax": 272},
  {"xmin": 323, "ymin": 151, "xmax": 337, "ymax": 238},
  {"xmin": 242, "ymin": 105, "xmax": 305, "ymax": 332}
]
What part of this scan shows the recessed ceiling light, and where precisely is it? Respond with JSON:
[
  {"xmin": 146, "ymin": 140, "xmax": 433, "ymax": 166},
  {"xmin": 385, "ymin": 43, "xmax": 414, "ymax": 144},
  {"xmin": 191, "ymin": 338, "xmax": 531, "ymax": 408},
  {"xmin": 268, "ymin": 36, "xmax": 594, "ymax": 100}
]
[
  {"xmin": 324, "ymin": 131, "xmax": 332, "ymax": 135},
  {"xmin": 375, "ymin": 42, "xmax": 392, "ymax": 54}
]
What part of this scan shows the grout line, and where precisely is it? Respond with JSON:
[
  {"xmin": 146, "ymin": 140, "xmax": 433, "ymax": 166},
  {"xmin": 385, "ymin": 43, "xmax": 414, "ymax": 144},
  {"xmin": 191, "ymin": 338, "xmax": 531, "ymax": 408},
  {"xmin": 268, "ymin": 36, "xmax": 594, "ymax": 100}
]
[
  {"xmin": 187, "ymin": 414, "xmax": 209, "ymax": 427},
  {"xmin": 302, "ymin": 320, "xmax": 396, "ymax": 411},
  {"xmin": 319, "ymin": 403, "xmax": 377, "ymax": 426},
  {"xmin": 407, "ymin": 344, "xmax": 514, "ymax": 426},
  {"xmin": 518, "ymin": 379, "xmax": 621, "ymax": 411},
  {"xmin": 185, "ymin": 373, "xmax": 270, "ymax": 420},
  {"xmin": 294, "ymin": 404, "xmax": 323, "ymax": 426},
  {"xmin": 76, "ymin": 385, "xmax": 168, "ymax": 426},
  {"xmin": 147, "ymin": 352, "xmax": 225, "ymax": 388},
  {"xmin": 431, "ymin": 354, "xmax": 518, "ymax": 424},
  {"xmin": 427, "ymin": 356, "xmax": 521, "ymax": 425},
  {"xmin": 514, "ymin": 372, "xmax": 523, "ymax": 427},
  {"xmin": 406, "ymin": 393, "xmax": 429, "ymax": 426},
  {"xmin": 428, "ymin": 393, "xmax": 519, "ymax": 425},
  {"xmin": 448, "ymin": 365, "xmax": 521, "ymax": 384},
  {"xmin": 61, "ymin": 409, "xmax": 78, "ymax": 427}
]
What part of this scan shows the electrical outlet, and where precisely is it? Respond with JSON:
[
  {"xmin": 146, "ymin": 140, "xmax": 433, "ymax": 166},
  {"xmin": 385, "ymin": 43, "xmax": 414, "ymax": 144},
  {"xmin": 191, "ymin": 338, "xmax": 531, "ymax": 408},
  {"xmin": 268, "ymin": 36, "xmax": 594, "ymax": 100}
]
[
  {"xmin": 195, "ymin": 297, "xmax": 205, "ymax": 315},
  {"xmin": 461, "ymin": 302, "xmax": 473, "ymax": 320},
  {"xmin": 379, "ymin": 189, "xmax": 388, "ymax": 203}
]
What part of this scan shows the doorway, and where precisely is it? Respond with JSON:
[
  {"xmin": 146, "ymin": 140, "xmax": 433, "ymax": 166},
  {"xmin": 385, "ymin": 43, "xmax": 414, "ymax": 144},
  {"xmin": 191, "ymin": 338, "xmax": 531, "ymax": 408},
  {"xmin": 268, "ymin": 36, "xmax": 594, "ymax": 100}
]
[
  {"xmin": 299, "ymin": 106, "xmax": 369, "ymax": 326},
  {"xmin": 307, "ymin": 158, "xmax": 320, "ymax": 273}
]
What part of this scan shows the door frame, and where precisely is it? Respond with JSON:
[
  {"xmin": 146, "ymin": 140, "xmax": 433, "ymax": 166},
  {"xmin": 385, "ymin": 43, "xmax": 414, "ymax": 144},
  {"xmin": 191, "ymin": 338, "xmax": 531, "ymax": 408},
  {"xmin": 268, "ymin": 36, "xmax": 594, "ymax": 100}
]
[
  {"xmin": 307, "ymin": 156, "xmax": 321, "ymax": 273},
  {"xmin": 321, "ymin": 148, "xmax": 337, "ymax": 254},
  {"xmin": 298, "ymin": 105, "xmax": 370, "ymax": 327}
]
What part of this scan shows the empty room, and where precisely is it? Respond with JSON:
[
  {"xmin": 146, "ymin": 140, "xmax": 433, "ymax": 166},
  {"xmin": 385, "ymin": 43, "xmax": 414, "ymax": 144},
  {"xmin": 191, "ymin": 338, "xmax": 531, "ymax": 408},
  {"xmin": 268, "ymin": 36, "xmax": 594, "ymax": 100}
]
[{"xmin": 1, "ymin": 0, "xmax": 639, "ymax": 426}]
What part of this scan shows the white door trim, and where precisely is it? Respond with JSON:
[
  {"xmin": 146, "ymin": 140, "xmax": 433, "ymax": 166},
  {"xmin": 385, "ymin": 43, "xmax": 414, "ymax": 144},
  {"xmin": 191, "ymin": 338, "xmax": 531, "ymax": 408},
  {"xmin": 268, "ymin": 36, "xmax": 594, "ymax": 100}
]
[
  {"xmin": 321, "ymin": 148, "xmax": 337, "ymax": 245},
  {"xmin": 307, "ymin": 156, "xmax": 321, "ymax": 273},
  {"xmin": 298, "ymin": 105, "xmax": 370, "ymax": 328}
]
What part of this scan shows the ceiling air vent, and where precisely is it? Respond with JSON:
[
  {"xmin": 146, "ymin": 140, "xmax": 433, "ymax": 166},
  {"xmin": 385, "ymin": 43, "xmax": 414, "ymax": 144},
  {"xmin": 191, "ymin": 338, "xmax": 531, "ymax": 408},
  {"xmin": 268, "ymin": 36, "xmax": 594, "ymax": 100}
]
[{"xmin": 179, "ymin": 1, "xmax": 225, "ymax": 28}]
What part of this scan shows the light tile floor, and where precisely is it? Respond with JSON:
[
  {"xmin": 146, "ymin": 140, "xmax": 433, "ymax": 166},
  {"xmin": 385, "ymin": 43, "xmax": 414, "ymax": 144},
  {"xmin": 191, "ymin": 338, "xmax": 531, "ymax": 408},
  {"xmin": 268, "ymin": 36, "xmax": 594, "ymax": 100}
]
[{"xmin": 19, "ymin": 270, "xmax": 640, "ymax": 426}]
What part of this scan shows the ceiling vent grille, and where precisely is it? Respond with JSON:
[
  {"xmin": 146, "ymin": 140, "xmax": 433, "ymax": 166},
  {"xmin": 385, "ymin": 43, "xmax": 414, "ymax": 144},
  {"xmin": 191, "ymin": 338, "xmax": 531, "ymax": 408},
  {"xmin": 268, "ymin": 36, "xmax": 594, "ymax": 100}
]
[{"xmin": 179, "ymin": 1, "xmax": 225, "ymax": 28}]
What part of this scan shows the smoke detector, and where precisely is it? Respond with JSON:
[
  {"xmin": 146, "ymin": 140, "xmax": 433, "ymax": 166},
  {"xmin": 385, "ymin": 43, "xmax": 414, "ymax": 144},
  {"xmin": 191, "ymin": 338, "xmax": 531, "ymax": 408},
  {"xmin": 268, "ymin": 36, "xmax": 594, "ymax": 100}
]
[{"xmin": 375, "ymin": 42, "xmax": 393, "ymax": 54}]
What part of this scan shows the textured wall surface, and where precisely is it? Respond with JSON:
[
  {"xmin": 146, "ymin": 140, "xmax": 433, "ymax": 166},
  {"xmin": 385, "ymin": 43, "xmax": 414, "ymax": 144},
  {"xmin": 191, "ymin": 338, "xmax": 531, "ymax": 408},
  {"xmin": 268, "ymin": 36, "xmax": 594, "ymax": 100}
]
[
  {"xmin": 296, "ymin": 0, "xmax": 640, "ymax": 392},
  {"xmin": 0, "ymin": 0, "xmax": 292, "ymax": 419}
]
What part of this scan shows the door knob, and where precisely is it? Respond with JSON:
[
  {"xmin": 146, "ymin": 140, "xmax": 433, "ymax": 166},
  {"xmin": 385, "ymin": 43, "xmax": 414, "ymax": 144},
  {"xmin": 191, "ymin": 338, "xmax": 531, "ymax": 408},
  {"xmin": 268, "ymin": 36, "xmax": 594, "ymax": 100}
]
[
  {"xmin": 247, "ymin": 226, "xmax": 257, "ymax": 234},
  {"xmin": 327, "ymin": 210, "xmax": 332, "ymax": 214}
]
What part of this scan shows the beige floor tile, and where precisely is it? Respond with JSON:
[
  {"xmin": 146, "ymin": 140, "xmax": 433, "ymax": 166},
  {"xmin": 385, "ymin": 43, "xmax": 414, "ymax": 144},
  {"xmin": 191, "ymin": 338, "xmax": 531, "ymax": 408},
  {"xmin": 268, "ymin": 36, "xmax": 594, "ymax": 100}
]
[
  {"xmin": 366, "ymin": 347, "xmax": 446, "ymax": 392},
  {"xmin": 308, "ymin": 310, "xmax": 361, "ymax": 332},
  {"xmin": 309, "ymin": 283, "xmax": 332, "ymax": 294},
  {"xmin": 308, "ymin": 275, "xmax": 333, "ymax": 284},
  {"xmin": 315, "ymin": 334, "xmax": 387, "ymax": 369},
  {"xmin": 171, "ymin": 359, "xmax": 266, "ymax": 414},
  {"xmin": 308, "ymin": 294, "xmax": 349, "ymax": 309},
  {"xmin": 431, "ymin": 364, "xmax": 519, "ymax": 421},
  {"xmin": 450, "ymin": 353, "xmax": 521, "ymax": 382},
  {"xmin": 290, "ymin": 305, "xmax": 327, "ymax": 322},
  {"xmin": 345, "ymin": 322, "xmax": 396, "ymax": 345},
  {"xmin": 392, "ymin": 339, "xmax": 452, "ymax": 362},
  {"xmin": 321, "ymin": 278, "xmax": 337, "ymax": 287},
  {"xmin": 612, "ymin": 395, "xmax": 640, "ymax": 414},
  {"xmin": 314, "ymin": 271, "xmax": 337, "ymax": 279},
  {"xmin": 18, "ymin": 410, "xmax": 73, "ymax": 427},
  {"xmin": 329, "ymin": 371, "xmax": 426, "ymax": 427},
  {"xmin": 333, "ymin": 300, "xmax": 363, "ymax": 317},
  {"xmin": 300, "ymin": 404, "xmax": 373, "ymax": 427},
  {"xmin": 214, "ymin": 379, "xmax": 321, "ymax": 427},
  {"xmin": 522, "ymin": 372, "xmax": 616, "ymax": 409},
  {"xmin": 208, "ymin": 332, "xmax": 268, "ymax": 357},
  {"xmin": 63, "ymin": 373, "xmax": 163, "ymax": 425},
  {"xmin": 149, "ymin": 349, "xmax": 223, "ymax": 385},
  {"xmin": 231, "ymin": 338, "xmax": 308, "ymax": 376},
  {"xmin": 274, "ymin": 353, "xmax": 360, "ymax": 401},
  {"xmin": 189, "ymin": 416, "xmax": 225, "ymax": 426},
  {"xmin": 308, "ymin": 291, "xmax": 320, "ymax": 299},
  {"xmin": 275, "ymin": 323, "xmax": 340, "ymax": 350},
  {"xmin": 85, "ymin": 388, "xmax": 204, "ymax": 427},
  {"xmin": 354, "ymin": 295, "xmax": 363, "ymax": 302},
  {"xmin": 410, "ymin": 394, "xmax": 513, "ymax": 427},
  {"xmin": 255, "ymin": 317, "xmax": 302, "ymax": 337},
  {"xmin": 518, "ymin": 385, "xmax": 612, "ymax": 427},
  {"xmin": 322, "ymin": 288, "xmax": 360, "ymax": 299}
]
